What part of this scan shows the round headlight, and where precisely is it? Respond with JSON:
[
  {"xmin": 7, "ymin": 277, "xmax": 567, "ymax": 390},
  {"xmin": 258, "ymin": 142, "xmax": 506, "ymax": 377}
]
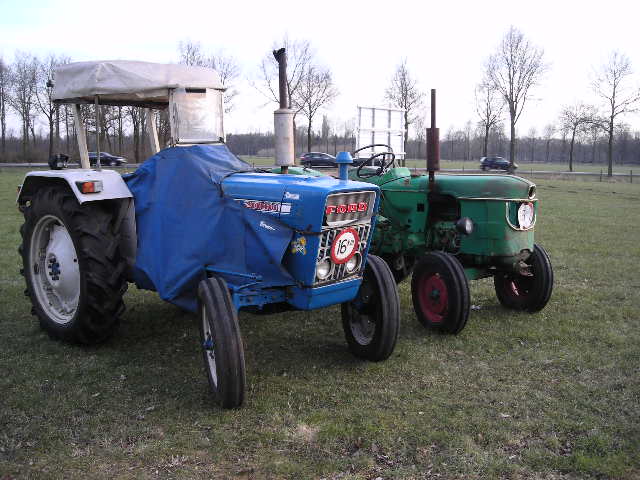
[
  {"xmin": 316, "ymin": 258, "xmax": 332, "ymax": 280},
  {"xmin": 455, "ymin": 217, "xmax": 474, "ymax": 235},
  {"xmin": 345, "ymin": 252, "xmax": 361, "ymax": 273},
  {"xmin": 518, "ymin": 202, "xmax": 535, "ymax": 229}
]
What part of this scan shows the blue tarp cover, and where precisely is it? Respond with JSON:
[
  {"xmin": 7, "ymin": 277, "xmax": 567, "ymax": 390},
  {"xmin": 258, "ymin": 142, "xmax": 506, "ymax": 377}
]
[{"xmin": 124, "ymin": 145, "xmax": 295, "ymax": 312}]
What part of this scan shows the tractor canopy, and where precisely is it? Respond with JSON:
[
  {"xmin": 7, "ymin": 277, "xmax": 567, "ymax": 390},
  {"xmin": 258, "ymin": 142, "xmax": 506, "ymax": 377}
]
[
  {"xmin": 52, "ymin": 61, "xmax": 225, "ymax": 145},
  {"xmin": 52, "ymin": 60, "xmax": 224, "ymax": 107}
]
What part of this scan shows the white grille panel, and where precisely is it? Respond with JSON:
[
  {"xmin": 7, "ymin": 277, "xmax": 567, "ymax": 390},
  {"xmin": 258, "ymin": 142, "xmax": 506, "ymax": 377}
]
[
  {"xmin": 324, "ymin": 190, "xmax": 376, "ymax": 227},
  {"xmin": 314, "ymin": 223, "xmax": 371, "ymax": 285}
]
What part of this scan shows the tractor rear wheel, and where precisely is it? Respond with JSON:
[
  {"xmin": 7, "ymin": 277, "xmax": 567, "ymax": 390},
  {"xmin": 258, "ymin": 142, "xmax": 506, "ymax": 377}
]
[
  {"xmin": 198, "ymin": 276, "xmax": 246, "ymax": 409},
  {"xmin": 20, "ymin": 185, "xmax": 127, "ymax": 344},
  {"xmin": 341, "ymin": 254, "xmax": 399, "ymax": 361},
  {"xmin": 494, "ymin": 244, "xmax": 553, "ymax": 312},
  {"xmin": 411, "ymin": 252, "xmax": 470, "ymax": 334}
]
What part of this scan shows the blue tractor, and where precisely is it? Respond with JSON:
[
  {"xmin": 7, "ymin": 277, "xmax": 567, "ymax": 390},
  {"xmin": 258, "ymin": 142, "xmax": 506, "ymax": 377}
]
[{"xmin": 16, "ymin": 54, "xmax": 400, "ymax": 408}]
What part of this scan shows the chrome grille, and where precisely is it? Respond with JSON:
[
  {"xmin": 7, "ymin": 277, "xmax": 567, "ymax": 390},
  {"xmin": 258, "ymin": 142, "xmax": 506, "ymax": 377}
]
[
  {"xmin": 314, "ymin": 223, "xmax": 372, "ymax": 285},
  {"xmin": 324, "ymin": 191, "xmax": 376, "ymax": 227}
]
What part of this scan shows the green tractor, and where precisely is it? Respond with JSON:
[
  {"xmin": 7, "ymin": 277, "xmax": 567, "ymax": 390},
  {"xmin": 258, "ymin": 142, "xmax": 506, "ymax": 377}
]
[{"xmin": 347, "ymin": 92, "xmax": 553, "ymax": 335}]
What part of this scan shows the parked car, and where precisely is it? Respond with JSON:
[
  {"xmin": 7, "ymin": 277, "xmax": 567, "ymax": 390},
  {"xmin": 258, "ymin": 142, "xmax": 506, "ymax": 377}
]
[
  {"xmin": 300, "ymin": 152, "xmax": 336, "ymax": 167},
  {"xmin": 479, "ymin": 156, "xmax": 516, "ymax": 171},
  {"xmin": 88, "ymin": 151, "xmax": 127, "ymax": 166}
]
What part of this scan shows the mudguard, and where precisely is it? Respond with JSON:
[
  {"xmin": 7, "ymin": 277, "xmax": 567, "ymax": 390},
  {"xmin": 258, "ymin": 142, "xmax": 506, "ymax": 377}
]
[{"xmin": 16, "ymin": 169, "xmax": 133, "ymax": 205}]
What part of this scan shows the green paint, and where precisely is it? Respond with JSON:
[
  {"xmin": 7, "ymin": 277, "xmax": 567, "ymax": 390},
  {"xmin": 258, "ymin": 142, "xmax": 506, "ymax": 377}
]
[{"xmin": 350, "ymin": 167, "xmax": 539, "ymax": 274}]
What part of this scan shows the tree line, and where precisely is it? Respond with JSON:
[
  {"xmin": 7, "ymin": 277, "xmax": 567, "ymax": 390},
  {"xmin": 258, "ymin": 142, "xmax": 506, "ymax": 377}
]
[{"xmin": 1, "ymin": 30, "xmax": 639, "ymax": 174}]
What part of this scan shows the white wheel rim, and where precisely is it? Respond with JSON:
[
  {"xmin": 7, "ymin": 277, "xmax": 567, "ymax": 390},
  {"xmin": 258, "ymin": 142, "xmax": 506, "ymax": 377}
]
[
  {"xmin": 29, "ymin": 215, "xmax": 80, "ymax": 324},
  {"xmin": 201, "ymin": 304, "xmax": 218, "ymax": 387}
]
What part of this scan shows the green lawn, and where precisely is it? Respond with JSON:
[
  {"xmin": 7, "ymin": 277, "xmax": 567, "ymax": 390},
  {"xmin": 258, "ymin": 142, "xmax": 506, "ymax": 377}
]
[{"xmin": 1, "ymin": 171, "xmax": 639, "ymax": 479}]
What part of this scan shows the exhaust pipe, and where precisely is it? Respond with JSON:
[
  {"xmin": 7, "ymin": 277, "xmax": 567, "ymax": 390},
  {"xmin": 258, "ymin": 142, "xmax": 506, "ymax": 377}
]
[
  {"xmin": 426, "ymin": 89, "xmax": 440, "ymax": 186},
  {"xmin": 272, "ymin": 48, "xmax": 294, "ymax": 174}
]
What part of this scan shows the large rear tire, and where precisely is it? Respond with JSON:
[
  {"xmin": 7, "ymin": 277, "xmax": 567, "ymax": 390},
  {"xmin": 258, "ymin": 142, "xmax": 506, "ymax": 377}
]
[
  {"xmin": 198, "ymin": 276, "xmax": 246, "ymax": 409},
  {"xmin": 411, "ymin": 252, "xmax": 470, "ymax": 334},
  {"xmin": 494, "ymin": 244, "xmax": 553, "ymax": 312},
  {"xmin": 341, "ymin": 254, "xmax": 400, "ymax": 361},
  {"xmin": 20, "ymin": 185, "xmax": 127, "ymax": 344}
]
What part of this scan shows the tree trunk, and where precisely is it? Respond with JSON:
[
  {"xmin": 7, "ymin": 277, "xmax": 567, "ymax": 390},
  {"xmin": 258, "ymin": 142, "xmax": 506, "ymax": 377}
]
[
  {"xmin": 569, "ymin": 129, "xmax": 576, "ymax": 172},
  {"xmin": 307, "ymin": 123, "xmax": 312, "ymax": 154},
  {"xmin": 55, "ymin": 105, "xmax": 60, "ymax": 152},
  {"xmin": 545, "ymin": 139, "xmax": 551, "ymax": 162},
  {"xmin": 64, "ymin": 106, "xmax": 70, "ymax": 154},
  {"xmin": 509, "ymin": 114, "xmax": 516, "ymax": 172},
  {"xmin": 483, "ymin": 124, "xmax": 489, "ymax": 157},
  {"xmin": 607, "ymin": 118, "xmax": 614, "ymax": 177},
  {"xmin": 22, "ymin": 119, "xmax": 28, "ymax": 161},
  {"xmin": 403, "ymin": 110, "xmax": 409, "ymax": 167},
  {"xmin": 48, "ymin": 119, "xmax": 54, "ymax": 158},
  {"xmin": 117, "ymin": 107, "xmax": 123, "ymax": 155}
]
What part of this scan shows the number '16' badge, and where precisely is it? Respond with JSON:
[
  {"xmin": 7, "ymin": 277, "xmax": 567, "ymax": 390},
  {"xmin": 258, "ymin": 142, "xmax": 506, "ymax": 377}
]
[{"xmin": 331, "ymin": 228, "xmax": 360, "ymax": 264}]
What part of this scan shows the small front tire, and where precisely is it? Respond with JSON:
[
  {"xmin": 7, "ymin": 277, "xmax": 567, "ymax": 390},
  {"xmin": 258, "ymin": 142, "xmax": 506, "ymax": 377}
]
[
  {"xmin": 198, "ymin": 276, "xmax": 246, "ymax": 409},
  {"xmin": 341, "ymin": 254, "xmax": 400, "ymax": 361},
  {"xmin": 494, "ymin": 244, "xmax": 553, "ymax": 312},
  {"xmin": 411, "ymin": 252, "xmax": 470, "ymax": 334}
]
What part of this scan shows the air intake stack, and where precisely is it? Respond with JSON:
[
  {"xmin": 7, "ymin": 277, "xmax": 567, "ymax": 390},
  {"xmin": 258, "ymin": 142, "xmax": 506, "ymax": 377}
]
[
  {"xmin": 273, "ymin": 48, "xmax": 294, "ymax": 174},
  {"xmin": 426, "ymin": 88, "xmax": 440, "ymax": 186}
]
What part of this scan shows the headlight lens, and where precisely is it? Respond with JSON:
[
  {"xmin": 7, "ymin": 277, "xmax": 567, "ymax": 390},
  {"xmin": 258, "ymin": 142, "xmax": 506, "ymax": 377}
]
[
  {"xmin": 455, "ymin": 217, "xmax": 474, "ymax": 235},
  {"xmin": 518, "ymin": 202, "xmax": 535, "ymax": 229},
  {"xmin": 316, "ymin": 258, "xmax": 332, "ymax": 280},
  {"xmin": 345, "ymin": 252, "xmax": 361, "ymax": 273}
]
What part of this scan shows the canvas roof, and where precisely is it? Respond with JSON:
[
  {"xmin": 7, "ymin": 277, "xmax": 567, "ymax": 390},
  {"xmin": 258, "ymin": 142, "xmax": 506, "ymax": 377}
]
[{"xmin": 52, "ymin": 60, "xmax": 224, "ymax": 107}]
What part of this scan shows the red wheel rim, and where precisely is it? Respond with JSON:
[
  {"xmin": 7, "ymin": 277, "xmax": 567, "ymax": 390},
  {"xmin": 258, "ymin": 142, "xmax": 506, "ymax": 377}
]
[{"xmin": 418, "ymin": 273, "xmax": 448, "ymax": 324}]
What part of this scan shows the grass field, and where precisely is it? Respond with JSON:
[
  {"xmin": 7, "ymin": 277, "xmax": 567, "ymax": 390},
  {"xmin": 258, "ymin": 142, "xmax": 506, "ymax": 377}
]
[{"xmin": 1, "ymin": 171, "xmax": 639, "ymax": 479}]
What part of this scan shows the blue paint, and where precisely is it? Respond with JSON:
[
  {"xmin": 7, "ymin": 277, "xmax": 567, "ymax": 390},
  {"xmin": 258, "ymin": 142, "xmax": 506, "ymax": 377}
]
[{"xmin": 335, "ymin": 151, "xmax": 354, "ymax": 181}]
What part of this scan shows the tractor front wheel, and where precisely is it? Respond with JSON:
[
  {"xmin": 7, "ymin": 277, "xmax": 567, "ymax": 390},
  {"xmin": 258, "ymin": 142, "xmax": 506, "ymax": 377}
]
[
  {"xmin": 20, "ymin": 185, "xmax": 127, "ymax": 344},
  {"xmin": 411, "ymin": 252, "xmax": 470, "ymax": 334},
  {"xmin": 341, "ymin": 254, "xmax": 399, "ymax": 361},
  {"xmin": 494, "ymin": 244, "xmax": 553, "ymax": 312},
  {"xmin": 198, "ymin": 276, "xmax": 246, "ymax": 409}
]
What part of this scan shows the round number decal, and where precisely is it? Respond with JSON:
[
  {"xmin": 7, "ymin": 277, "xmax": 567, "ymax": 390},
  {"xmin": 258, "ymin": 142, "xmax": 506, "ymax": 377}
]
[{"xmin": 331, "ymin": 228, "xmax": 360, "ymax": 264}]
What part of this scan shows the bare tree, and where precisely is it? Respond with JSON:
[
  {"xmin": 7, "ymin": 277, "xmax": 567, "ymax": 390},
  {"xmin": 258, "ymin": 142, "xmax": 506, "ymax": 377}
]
[
  {"xmin": 542, "ymin": 124, "xmax": 556, "ymax": 162},
  {"xmin": 127, "ymin": 107, "xmax": 145, "ymax": 163},
  {"xmin": 0, "ymin": 57, "xmax": 9, "ymax": 156},
  {"xmin": 475, "ymin": 81, "xmax": 504, "ymax": 157},
  {"xmin": 559, "ymin": 103, "xmax": 598, "ymax": 172},
  {"xmin": 527, "ymin": 127, "xmax": 537, "ymax": 162},
  {"xmin": 486, "ymin": 26, "xmax": 547, "ymax": 171},
  {"xmin": 34, "ymin": 54, "xmax": 68, "ymax": 158},
  {"xmin": 385, "ymin": 59, "xmax": 424, "ymax": 166},
  {"xmin": 592, "ymin": 51, "xmax": 640, "ymax": 176},
  {"xmin": 463, "ymin": 120, "xmax": 472, "ymax": 162},
  {"xmin": 178, "ymin": 40, "xmax": 205, "ymax": 67},
  {"xmin": 294, "ymin": 65, "xmax": 338, "ymax": 152},
  {"xmin": 178, "ymin": 40, "xmax": 241, "ymax": 113},
  {"xmin": 8, "ymin": 52, "xmax": 38, "ymax": 160}
]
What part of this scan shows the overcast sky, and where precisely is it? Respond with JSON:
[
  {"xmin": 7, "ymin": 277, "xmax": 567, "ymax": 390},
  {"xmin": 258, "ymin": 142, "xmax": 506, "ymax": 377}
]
[{"xmin": 1, "ymin": 0, "xmax": 639, "ymax": 137}]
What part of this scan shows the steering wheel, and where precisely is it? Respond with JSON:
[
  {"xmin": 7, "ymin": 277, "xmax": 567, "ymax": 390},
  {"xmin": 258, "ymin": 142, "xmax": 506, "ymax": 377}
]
[
  {"xmin": 353, "ymin": 144, "xmax": 395, "ymax": 178},
  {"xmin": 356, "ymin": 151, "xmax": 396, "ymax": 178}
]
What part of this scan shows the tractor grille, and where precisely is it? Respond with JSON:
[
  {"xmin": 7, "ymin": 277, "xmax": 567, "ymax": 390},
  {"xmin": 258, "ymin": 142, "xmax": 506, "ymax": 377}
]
[
  {"xmin": 314, "ymin": 222, "xmax": 372, "ymax": 286},
  {"xmin": 324, "ymin": 191, "xmax": 376, "ymax": 227}
]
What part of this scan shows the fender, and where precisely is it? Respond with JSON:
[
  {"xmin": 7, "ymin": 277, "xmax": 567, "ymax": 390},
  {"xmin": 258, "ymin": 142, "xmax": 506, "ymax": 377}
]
[{"xmin": 16, "ymin": 169, "xmax": 133, "ymax": 205}]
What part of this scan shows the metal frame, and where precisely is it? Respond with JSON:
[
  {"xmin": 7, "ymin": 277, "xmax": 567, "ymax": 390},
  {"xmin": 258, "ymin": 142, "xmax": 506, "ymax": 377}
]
[{"xmin": 356, "ymin": 105, "xmax": 406, "ymax": 159}]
